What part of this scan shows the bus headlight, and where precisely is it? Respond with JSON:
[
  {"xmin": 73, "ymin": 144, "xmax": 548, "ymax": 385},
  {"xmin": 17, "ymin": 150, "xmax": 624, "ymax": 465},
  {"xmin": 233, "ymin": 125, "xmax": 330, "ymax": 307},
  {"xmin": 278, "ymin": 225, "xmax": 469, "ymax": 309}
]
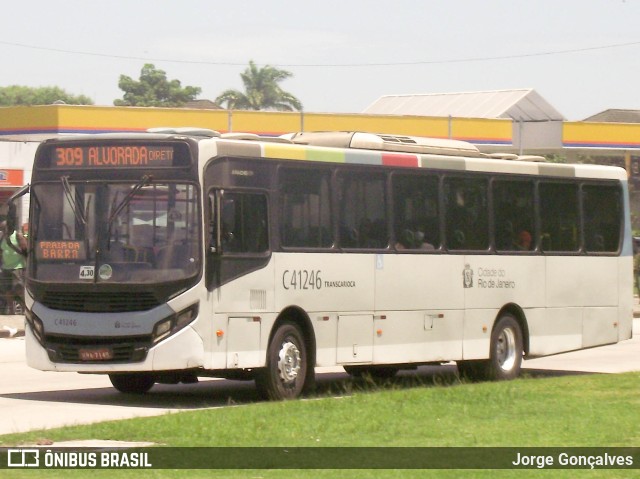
[
  {"xmin": 25, "ymin": 308, "xmax": 45, "ymax": 346},
  {"xmin": 152, "ymin": 303, "xmax": 199, "ymax": 344}
]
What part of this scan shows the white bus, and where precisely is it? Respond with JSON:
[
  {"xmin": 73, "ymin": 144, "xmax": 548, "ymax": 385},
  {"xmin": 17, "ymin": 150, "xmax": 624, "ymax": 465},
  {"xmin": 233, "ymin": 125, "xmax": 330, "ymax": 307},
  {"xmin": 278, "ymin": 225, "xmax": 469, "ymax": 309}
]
[{"xmin": 15, "ymin": 129, "xmax": 633, "ymax": 399}]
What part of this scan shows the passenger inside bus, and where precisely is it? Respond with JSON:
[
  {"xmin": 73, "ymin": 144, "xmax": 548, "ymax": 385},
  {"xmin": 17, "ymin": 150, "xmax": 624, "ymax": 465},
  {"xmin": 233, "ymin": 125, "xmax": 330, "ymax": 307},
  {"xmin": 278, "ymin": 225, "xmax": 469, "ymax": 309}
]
[
  {"xmin": 395, "ymin": 229, "xmax": 435, "ymax": 250},
  {"xmin": 516, "ymin": 230, "xmax": 532, "ymax": 251}
]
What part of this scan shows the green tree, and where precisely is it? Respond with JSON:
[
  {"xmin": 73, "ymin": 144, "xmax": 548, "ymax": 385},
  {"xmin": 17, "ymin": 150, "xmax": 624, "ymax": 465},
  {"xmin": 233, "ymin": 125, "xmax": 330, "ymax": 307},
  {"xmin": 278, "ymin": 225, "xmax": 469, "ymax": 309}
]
[
  {"xmin": 114, "ymin": 64, "xmax": 201, "ymax": 107},
  {"xmin": 0, "ymin": 85, "xmax": 93, "ymax": 106},
  {"xmin": 216, "ymin": 60, "xmax": 302, "ymax": 111}
]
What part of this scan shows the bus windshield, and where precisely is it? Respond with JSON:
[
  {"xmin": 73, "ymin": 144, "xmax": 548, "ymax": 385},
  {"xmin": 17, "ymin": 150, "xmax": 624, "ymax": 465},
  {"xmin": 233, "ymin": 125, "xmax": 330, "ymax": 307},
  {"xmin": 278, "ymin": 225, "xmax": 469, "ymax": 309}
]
[{"xmin": 30, "ymin": 180, "xmax": 201, "ymax": 284}]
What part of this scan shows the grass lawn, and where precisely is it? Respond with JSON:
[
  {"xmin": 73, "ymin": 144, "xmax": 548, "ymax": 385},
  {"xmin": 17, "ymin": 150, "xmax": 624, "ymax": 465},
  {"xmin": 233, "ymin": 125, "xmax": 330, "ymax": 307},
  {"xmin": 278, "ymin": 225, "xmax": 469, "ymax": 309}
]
[{"xmin": 1, "ymin": 371, "xmax": 639, "ymax": 478}]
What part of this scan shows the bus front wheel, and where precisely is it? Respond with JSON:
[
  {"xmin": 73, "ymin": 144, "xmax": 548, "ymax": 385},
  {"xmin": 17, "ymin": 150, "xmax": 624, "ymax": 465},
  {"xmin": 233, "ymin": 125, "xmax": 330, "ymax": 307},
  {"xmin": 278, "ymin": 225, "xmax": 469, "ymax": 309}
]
[
  {"xmin": 109, "ymin": 373, "xmax": 155, "ymax": 394},
  {"xmin": 458, "ymin": 314, "xmax": 523, "ymax": 381},
  {"xmin": 256, "ymin": 322, "xmax": 308, "ymax": 400}
]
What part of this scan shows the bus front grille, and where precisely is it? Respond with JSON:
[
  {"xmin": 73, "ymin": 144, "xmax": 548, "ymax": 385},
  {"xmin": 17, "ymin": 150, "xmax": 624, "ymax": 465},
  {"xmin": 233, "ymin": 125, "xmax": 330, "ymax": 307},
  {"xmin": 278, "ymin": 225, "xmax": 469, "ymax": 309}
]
[
  {"xmin": 40, "ymin": 292, "xmax": 160, "ymax": 312},
  {"xmin": 45, "ymin": 335, "xmax": 151, "ymax": 364}
]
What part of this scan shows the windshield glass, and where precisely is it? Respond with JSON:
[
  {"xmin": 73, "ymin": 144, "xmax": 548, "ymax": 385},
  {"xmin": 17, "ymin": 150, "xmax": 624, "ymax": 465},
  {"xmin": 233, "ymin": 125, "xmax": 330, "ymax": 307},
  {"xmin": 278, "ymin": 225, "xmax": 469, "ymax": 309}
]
[{"xmin": 31, "ymin": 181, "xmax": 201, "ymax": 284}]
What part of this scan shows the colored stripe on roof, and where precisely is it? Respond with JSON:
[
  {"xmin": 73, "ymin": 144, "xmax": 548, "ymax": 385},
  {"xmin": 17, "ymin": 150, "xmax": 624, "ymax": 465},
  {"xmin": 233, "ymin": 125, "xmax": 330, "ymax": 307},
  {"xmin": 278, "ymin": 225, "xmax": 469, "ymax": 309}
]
[
  {"xmin": 382, "ymin": 153, "xmax": 419, "ymax": 167},
  {"xmin": 263, "ymin": 144, "xmax": 308, "ymax": 161},
  {"xmin": 262, "ymin": 143, "xmax": 429, "ymax": 167},
  {"xmin": 345, "ymin": 149, "xmax": 382, "ymax": 165}
]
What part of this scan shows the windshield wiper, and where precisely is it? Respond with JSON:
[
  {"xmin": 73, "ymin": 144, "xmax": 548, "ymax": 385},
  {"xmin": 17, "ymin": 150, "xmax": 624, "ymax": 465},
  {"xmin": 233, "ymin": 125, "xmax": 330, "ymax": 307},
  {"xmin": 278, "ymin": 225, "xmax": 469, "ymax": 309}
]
[
  {"xmin": 106, "ymin": 175, "xmax": 152, "ymax": 243},
  {"xmin": 61, "ymin": 176, "xmax": 86, "ymax": 226}
]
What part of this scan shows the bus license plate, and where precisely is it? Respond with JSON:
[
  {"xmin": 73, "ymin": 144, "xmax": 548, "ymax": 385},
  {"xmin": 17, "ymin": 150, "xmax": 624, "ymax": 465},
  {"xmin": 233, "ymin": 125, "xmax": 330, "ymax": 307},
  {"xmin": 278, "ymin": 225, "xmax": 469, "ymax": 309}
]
[{"xmin": 79, "ymin": 348, "xmax": 113, "ymax": 361}]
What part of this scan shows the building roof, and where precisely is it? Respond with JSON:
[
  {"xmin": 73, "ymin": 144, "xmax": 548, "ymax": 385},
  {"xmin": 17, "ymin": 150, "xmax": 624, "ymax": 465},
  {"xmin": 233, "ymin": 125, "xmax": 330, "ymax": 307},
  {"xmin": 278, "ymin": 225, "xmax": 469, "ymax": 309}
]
[
  {"xmin": 363, "ymin": 88, "xmax": 566, "ymax": 122},
  {"xmin": 183, "ymin": 99, "xmax": 222, "ymax": 110},
  {"xmin": 583, "ymin": 109, "xmax": 640, "ymax": 123}
]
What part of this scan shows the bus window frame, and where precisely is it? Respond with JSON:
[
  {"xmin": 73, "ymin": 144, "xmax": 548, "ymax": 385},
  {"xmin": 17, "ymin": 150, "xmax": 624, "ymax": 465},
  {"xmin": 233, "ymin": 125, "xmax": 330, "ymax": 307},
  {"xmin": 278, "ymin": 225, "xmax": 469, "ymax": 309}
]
[
  {"xmin": 491, "ymin": 176, "xmax": 538, "ymax": 255},
  {"xmin": 390, "ymin": 170, "xmax": 443, "ymax": 253},
  {"xmin": 336, "ymin": 167, "xmax": 391, "ymax": 252},
  {"xmin": 277, "ymin": 164, "xmax": 336, "ymax": 252},
  {"xmin": 580, "ymin": 180, "xmax": 624, "ymax": 256},
  {"xmin": 442, "ymin": 173, "xmax": 492, "ymax": 254}
]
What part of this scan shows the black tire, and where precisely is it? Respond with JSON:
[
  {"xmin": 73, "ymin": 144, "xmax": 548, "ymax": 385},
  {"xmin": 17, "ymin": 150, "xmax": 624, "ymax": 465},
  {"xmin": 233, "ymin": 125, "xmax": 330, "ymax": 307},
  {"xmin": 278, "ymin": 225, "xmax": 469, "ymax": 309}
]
[
  {"xmin": 255, "ymin": 322, "xmax": 309, "ymax": 400},
  {"xmin": 344, "ymin": 365, "xmax": 399, "ymax": 379},
  {"xmin": 457, "ymin": 314, "xmax": 523, "ymax": 381},
  {"xmin": 109, "ymin": 373, "xmax": 155, "ymax": 394}
]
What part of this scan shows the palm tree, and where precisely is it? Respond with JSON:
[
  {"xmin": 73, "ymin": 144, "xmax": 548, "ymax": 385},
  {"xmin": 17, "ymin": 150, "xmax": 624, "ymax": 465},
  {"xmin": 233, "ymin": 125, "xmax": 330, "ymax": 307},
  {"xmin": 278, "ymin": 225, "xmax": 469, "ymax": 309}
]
[{"xmin": 216, "ymin": 61, "xmax": 302, "ymax": 111}]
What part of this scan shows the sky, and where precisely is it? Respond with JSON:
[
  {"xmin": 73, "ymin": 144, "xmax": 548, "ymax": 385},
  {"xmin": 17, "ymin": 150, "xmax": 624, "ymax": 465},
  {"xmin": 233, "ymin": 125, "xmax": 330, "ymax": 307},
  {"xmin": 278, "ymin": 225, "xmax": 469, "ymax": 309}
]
[{"xmin": 2, "ymin": 0, "xmax": 640, "ymax": 121}]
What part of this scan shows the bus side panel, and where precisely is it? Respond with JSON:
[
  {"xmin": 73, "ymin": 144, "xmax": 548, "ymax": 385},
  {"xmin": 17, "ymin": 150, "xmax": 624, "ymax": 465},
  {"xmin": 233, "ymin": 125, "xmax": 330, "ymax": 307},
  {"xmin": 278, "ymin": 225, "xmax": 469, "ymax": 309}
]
[
  {"xmin": 462, "ymin": 256, "xmax": 544, "ymax": 360},
  {"xmin": 373, "ymin": 254, "xmax": 465, "ymax": 364},
  {"xmin": 274, "ymin": 252, "xmax": 375, "ymax": 367},
  {"xmin": 462, "ymin": 256, "xmax": 545, "ymax": 309},
  {"xmin": 583, "ymin": 308, "xmax": 620, "ymax": 348},
  {"xmin": 528, "ymin": 308, "xmax": 583, "ymax": 356},
  {"xmin": 547, "ymin": 257, "xmax": 619, "ymax": 308},
  {"xmin": 374, "ymin": 255, "xmax": 465, "ymax": 311},
  {"xmin": 372, "ymin": 310, "xmax": 464, "ymax": 364},
  {"xmin": 617, "ymin": 255, "xmax": 634, "ymax": 342},
  {"xmin": 275, "ymin": 253, "xmax": 375, "ymax": 313},
  {"xmin": 212, "ymin": 259, "xmax": 276, "ymax": 369},
  {"xmin": 462, "ymin": 309, "xmax": 497, "ymax": 360},
  {"xmin": 546, "ymin": 256, "xmax": 620, "ymax": 352}
]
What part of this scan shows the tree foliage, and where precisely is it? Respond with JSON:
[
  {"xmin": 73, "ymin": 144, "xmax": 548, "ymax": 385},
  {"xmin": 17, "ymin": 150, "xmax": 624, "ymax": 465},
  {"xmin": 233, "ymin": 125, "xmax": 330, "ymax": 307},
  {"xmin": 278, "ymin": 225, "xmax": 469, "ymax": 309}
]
[
  {"xmin": 114, "ymin": 64, "xmax": 201, "ymax": 107},
  {"xmin": 0, "ymin": 85, "xmax": 93, "ymax": 106},
  {"xmin": 216, "ymin": 61, "xmax": 302, "ymax": 111}
]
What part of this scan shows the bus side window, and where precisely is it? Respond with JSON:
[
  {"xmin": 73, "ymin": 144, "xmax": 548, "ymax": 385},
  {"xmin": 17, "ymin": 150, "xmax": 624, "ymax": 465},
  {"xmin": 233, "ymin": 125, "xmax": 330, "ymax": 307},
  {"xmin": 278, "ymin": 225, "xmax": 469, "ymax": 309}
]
[
  {"xmin": 583, "ymin": 184, "xmax": 622, "ymax": 253},
  {"xmin": 493, "ymin": 179, "xmax": 535, "ymax": 252},
  {"xmin": 392, "ymin": 174, "xmax": 440, "ymax": 250},
  {"xmin": 220, "ymin": 192, "xmax": 269, "ymax": 254},
  {"xmin": 339, "ymin": 171, "xmax": 388, "ymax": 249},
  {"xmin": 540, "ymin": 182, "xmax": 579, "ymax": 252},
  {"xmin": 444, "ymin": 177, "xmax": 489, "ymax": 251},
  {"xmin": 279, "ymin": 168, "xmax": 332, "ymax": 248}
]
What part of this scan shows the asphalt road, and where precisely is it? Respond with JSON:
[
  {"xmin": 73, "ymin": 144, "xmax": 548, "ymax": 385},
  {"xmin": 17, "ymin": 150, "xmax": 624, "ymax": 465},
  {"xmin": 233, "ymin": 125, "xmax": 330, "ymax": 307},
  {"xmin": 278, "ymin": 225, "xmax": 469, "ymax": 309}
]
[{"xmin": 0, "ymin": 319, "xmax": 638, "ymax": 438}]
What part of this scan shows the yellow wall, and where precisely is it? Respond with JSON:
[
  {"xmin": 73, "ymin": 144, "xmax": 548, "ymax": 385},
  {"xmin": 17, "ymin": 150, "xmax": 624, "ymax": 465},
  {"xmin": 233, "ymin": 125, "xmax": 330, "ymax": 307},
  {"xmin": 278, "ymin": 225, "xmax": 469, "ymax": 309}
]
[
  {"xmin": 0, "ymin": 106, "xmax": 59, "ymax": 133},
  {"xmin": 0, "ymin": 105, "xmax": 512, "ymax": 146},
  {"xmin": 3, "ymin": 105, "xmax": 640, "ymax": 152},
  {"xmin": 563, "ymin": 121, "xmax": 640, "ymax": 149},
  {"xmin": 56, "ymin": 105, "xmax": 231, "ymax": 133}
]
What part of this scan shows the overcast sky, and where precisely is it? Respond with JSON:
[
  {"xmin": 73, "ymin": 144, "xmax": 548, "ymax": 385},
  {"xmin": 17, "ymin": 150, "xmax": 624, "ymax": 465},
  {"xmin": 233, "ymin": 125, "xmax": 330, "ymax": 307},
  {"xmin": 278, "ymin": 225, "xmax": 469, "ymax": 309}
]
[{"xmin": 2, "ymin": 0, "xmax": 639, "ymax": 120}]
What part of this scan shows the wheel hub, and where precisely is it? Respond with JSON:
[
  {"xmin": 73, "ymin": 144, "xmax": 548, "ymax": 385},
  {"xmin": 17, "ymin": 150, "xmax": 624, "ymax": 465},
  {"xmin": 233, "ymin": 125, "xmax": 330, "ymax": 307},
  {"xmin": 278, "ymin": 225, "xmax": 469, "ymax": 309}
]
[
  {"xmin": 496, "ymin": 327, "xmax": 517, "ymax": 371},
  {"xmin": 277, "ymin": 341, "xmax": 301, "ymax": 384}
]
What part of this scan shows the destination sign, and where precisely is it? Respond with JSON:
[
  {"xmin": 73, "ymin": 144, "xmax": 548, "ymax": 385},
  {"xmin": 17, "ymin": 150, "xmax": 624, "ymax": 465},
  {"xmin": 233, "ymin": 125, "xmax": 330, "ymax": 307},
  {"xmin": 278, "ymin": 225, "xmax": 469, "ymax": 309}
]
[
  {"xmin": 36, "ymin": 241, "xmax": 87, "ymax": 261},
  {"xmin": 52, "ymin": 145, "xmax": 175, "ymax": 168}
]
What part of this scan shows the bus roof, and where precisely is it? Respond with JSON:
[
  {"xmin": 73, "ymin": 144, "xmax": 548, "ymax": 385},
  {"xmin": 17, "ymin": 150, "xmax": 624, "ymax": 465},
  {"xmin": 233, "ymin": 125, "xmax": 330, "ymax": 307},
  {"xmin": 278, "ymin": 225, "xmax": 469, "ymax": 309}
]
[
  {"xmin": 284, "ymin": 131, "xmax": 482, "ymax": 158},
  {"xmin": 38, "ymin": 130, "xmax": 628, "ymax": 181},
  {"xmin": 214, "ymin": 131, "xmax": 627, "ymax": 181}
]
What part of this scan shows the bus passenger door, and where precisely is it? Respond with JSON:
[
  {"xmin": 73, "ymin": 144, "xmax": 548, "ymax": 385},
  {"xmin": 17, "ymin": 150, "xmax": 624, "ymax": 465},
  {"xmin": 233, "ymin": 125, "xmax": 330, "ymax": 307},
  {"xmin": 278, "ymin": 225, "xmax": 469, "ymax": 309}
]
[{"xmin": 337, "ymin": 314, "xmax": 373, "ymax": 364}]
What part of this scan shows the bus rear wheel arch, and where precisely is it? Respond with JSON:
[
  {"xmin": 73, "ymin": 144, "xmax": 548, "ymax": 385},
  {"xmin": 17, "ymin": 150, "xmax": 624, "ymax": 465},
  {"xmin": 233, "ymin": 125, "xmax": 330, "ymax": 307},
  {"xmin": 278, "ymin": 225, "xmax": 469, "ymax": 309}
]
[{"xmin": 457, "ymin": 313, "xmax": 524, "ymax": 381}]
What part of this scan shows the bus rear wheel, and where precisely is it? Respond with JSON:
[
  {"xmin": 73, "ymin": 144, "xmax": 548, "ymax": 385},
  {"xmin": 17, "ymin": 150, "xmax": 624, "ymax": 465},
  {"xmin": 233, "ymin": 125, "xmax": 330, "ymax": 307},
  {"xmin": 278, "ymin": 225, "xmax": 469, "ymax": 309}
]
[
  {"xmin": 255, "ymin": 322, "xmax": 308, "ymax": 400},
  {"xmin": 457, "ymin": 314, "xmax": 523, "ymax": 381},
  {"xmin": 109, "ymin": 373, "xmax": 155, "ymax": 394}
]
